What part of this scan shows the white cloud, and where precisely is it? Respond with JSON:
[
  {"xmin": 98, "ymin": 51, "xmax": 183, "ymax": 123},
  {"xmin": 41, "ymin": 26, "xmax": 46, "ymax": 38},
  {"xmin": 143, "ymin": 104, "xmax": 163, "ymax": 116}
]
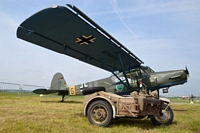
[
  {"xmin": 41, "ymin": 76, "xmax": 46, "ymax": 79},
  {"xmin": 109, "ymin": 0, "xmax": 138, "ymax": 38},
  {"xmin": 0, "ymin": 11, "xmax": 19, "ymax": 28},
  {"xmin": 116, "ymin": 0, "xmax": 200, "ymax": 23}
]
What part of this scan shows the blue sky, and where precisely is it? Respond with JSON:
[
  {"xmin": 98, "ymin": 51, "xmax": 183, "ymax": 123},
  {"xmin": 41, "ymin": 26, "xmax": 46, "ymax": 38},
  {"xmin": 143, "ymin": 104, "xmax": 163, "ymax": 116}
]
[{"xmin": 0, "ymin": 0, "xmax": 200, "ymax": 96}]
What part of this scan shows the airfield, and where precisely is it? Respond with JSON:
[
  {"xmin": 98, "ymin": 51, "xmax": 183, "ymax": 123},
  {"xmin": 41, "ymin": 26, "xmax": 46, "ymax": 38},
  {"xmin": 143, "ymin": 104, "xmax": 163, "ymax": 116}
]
[{"xmin": 0, "ymin": 92, "xmax": 199, "ymax": 133}]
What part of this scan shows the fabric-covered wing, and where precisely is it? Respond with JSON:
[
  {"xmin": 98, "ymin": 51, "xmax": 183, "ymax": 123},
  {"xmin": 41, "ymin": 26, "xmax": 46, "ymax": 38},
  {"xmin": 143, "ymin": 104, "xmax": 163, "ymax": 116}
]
[{"xmin": 17, "ymin": 5, "xmax": 143, "ymax": 72}]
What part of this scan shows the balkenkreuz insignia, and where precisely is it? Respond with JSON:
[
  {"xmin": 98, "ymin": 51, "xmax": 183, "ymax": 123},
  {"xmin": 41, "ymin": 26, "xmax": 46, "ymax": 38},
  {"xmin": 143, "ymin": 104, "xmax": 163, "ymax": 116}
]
[{"xmin": 76, "ymin": 35, "xmax": 96, "ymax": 45}]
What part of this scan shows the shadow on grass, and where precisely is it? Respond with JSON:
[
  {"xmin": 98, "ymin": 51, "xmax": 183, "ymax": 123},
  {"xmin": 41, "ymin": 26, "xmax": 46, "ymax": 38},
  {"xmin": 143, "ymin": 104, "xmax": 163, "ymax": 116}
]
[
  {"xmin": 75, "ymin": 113, "xmax": 85, "ymax": 117},
  {"xmin": 173, "ymin": 109, "xmax": 187, "ymax": 112},
  {"xmin": 110, "ymin": 118, "xmax": 156, "ymax": 129},
  {"xmin": 172, "ymin": 120, "xmax": 178, "ymax": 125},
  {"xmin": 111, "ymin": 119, "xmax": 179, "ymax": 129},
  {"xmin": 74, "ymin": 113, "xmax": 153, "ymax": 127},
  {"xmin": 41, "ymin": 100, "xmax": 82, "ymax": 104},
  {"xmin": 75, "ymin": 113, "xmax": 178, "ymax": 129},
  {"xmin": 74, "ymin": 114, "xmax": 156, "ymax": 129}
]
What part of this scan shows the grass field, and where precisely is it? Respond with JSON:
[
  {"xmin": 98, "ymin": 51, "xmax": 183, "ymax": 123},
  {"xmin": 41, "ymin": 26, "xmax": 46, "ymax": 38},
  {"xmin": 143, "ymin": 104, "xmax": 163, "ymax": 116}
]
[{"xmin": 0, "ymin": 92, "xmax": 200, "ymax": 133}]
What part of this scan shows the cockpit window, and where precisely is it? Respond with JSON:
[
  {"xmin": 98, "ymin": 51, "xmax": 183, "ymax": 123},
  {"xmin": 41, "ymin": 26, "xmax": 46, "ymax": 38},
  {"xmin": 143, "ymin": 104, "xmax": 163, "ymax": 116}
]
[
  {"xmin": 141, "ymin": 66, "xmax": 154, "ymax": 74},
  {"xmin": 111, "ymin": 68, "xmax": 144, "ymax": 87}
]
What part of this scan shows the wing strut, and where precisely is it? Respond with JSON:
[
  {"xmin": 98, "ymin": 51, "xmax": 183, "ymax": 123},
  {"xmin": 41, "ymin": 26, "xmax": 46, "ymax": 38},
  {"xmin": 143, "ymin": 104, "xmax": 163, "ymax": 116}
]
[
  {"xmin": 117, "ymin": 53, "xmax": 131, "ymax": 89},
  {"xmin": 101, "ymin": 60, "xmax": 131, "ymax": 91}
]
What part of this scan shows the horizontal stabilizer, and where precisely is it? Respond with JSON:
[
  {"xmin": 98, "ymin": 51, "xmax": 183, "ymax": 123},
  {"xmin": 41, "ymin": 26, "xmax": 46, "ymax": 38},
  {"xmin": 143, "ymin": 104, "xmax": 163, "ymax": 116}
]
[{"xmin": 33, "ymin": 88, "xmax": 68, "ymax": 95}]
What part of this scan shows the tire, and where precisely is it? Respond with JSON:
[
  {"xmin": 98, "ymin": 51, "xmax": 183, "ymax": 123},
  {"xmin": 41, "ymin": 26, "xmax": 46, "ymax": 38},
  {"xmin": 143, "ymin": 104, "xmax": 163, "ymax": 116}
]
[
  {"xmin": 150, "ymin": 104, "xmax": 174, "ymax": 125},
  {"xmin": 87, "ymin": 100, "xmax": 112, "ymax": 127}
]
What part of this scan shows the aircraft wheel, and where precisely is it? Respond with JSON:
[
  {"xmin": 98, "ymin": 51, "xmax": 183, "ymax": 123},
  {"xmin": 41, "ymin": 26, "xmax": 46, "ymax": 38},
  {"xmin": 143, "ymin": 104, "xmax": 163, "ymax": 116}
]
[
  {"xmin": 150, "ymin": 104, "xmax": 174, "ymax": 125},
  {"xmin": 87, "ymin": 100, "xmax": 112, "ymax": 127}
]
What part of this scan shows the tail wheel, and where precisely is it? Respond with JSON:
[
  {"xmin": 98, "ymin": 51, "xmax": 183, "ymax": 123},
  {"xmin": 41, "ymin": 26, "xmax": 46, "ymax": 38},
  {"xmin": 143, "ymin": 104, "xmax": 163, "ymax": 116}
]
[
  {"xmin": 87, "ymin": 100, "xmax": 112, "ymax": 127},
  {"xmin": 150, "ymin": 104, "xmax": 174, "ymax": 125}
]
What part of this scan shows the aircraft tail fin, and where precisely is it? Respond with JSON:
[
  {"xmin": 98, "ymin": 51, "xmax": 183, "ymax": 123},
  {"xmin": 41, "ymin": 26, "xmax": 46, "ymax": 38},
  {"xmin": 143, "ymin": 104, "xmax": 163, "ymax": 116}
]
[{"xmin": 50, "ymin": 72, "xmax": 68, "ymax": 90}]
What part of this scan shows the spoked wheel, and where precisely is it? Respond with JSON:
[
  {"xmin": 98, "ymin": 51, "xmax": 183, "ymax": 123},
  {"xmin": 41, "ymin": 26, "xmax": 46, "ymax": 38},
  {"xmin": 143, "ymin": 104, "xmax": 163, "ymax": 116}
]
[
  {"xmin": 87, "ymin": 100, "xmax": 112, "ymax": 127},
  {"xmin": 150, "ymin": 104, "xmax": 174, "ymax": 125}
]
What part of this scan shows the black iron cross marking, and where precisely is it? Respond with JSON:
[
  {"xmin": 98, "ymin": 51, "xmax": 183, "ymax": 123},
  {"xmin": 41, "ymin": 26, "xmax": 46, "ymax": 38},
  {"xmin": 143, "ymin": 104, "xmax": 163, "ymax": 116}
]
[{"xmin": 76, "ymin": 35, "xmax": 96, "ymax": 45}]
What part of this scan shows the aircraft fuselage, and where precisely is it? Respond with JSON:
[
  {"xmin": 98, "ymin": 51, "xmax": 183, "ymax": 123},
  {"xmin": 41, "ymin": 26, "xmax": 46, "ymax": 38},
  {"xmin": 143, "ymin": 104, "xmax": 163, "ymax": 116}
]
[{"xmin": 73, "ymin": 65, "xmax": 188, "ymax": 96}]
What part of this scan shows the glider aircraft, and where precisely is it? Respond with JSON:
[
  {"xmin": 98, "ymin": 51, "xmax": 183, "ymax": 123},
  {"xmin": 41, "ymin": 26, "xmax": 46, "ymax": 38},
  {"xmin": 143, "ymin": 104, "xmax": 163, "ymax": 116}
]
[{"xmin": 16, "ymin": 4, "xmax": 189, "ymax": 102}]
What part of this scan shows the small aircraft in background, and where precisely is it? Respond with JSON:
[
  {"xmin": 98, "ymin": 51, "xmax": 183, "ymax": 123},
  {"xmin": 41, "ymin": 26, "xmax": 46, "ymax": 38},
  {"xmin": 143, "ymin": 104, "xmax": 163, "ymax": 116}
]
[
  {"xmin": 17, "ymin": 4, "xmax": 189, "ymax": 102},
  {"xmin": 33, "ymin": 72, "xmax": 70, "ymax": 102}
]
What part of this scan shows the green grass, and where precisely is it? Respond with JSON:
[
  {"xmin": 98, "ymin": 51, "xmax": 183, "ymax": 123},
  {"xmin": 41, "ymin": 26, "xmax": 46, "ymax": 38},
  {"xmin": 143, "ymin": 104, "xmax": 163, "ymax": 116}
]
[
  {"xmin": 0, "ymin": 92, "xmax": 200, "ymax": 133},
  {"xmin": 168, "ymin": 97, "xmax": 196, "ymax": 103}
]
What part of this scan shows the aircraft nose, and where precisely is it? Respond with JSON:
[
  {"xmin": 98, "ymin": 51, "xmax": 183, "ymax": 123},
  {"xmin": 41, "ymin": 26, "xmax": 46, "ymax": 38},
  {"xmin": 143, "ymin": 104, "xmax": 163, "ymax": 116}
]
[
  {"xmin": 155, "ymin": 68, "xmax": 188, "ymax": 89},
  {"xmin": 168, "ymin": 70, "xmax": 187, "ymax": 81}
]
